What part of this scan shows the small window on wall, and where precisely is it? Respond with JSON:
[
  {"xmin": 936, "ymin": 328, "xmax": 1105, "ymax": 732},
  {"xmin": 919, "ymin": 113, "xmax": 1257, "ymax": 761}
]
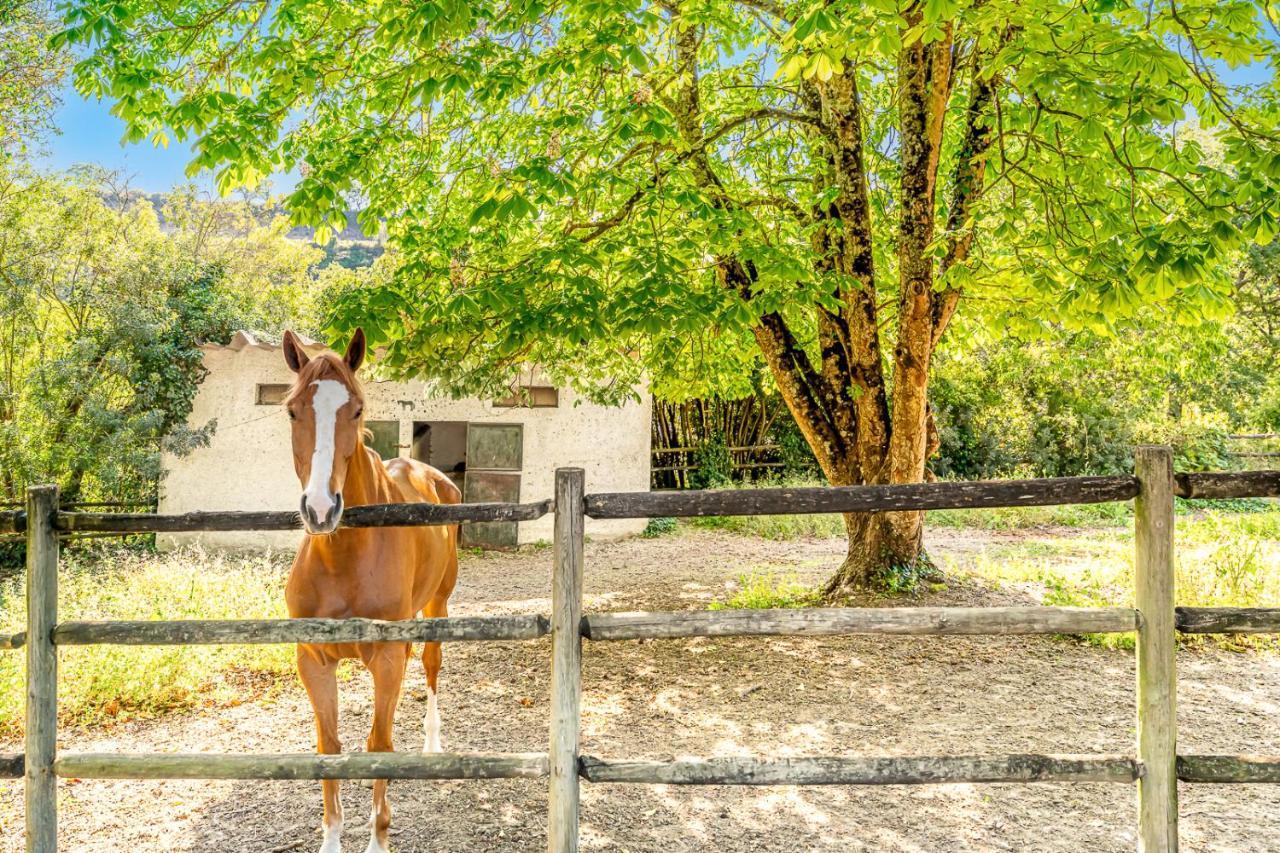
[
  {"xmin": 256, "ymin": 384, "xmax": 290, "ymax": 405},
  {"xmin": 366, "ymin": 421, "xmax": 400, "ymax": 461},
  {"xmin": 493, "ymin": 386, "xmax": 559, "ymax": 408}
]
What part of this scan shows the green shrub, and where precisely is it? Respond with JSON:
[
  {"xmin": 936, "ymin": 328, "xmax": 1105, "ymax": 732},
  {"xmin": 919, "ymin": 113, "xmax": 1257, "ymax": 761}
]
[
  {"xmin": 689, "ymin": 430, "xmax": 734, "ymax": 489},
  {"xmin": 775, "ymin": 417, "xmax": 821, "ymax": 480},
  {"xmin": 641, "ymin": 517, "xmax": 678, "ymax": 538},
  {"xmin": 1136, "ymin": 407, "xmax": 1233, "ymax": 472}
]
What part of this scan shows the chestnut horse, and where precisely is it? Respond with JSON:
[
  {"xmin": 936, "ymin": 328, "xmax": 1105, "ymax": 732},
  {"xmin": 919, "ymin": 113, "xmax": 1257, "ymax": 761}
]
[{"xmin": 281, "ymin": 329, "xmax": 460, "ymax": 853}]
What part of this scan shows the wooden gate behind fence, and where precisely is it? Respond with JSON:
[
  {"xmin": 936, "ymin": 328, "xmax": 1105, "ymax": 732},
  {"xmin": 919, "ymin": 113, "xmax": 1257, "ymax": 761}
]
[{"xmin": 1, "ymin": 447, "xmax": 1279, "ymax": 851}]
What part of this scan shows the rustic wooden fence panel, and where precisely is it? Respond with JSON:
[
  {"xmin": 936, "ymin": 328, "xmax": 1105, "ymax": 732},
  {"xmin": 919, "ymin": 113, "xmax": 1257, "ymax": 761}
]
[{"xmin": 3, "ymin": 450, "xmax": 1280, "ymax": 851}]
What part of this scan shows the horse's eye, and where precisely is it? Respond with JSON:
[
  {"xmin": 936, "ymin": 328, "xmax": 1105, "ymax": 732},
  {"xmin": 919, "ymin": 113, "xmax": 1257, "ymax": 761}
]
[
  {"xmin": 353, "ymin": 408, "xmax": 364, "ymax": 420},
  {"xmin": 287, "ymin": 408, "xmax": 297, "ymax": 421}
]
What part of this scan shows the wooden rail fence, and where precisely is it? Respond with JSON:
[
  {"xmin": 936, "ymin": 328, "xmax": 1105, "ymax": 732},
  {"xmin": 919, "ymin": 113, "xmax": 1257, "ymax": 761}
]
[{"xmin": 1, "ymin": 448, "xmax": 1279, "ymax": 851}]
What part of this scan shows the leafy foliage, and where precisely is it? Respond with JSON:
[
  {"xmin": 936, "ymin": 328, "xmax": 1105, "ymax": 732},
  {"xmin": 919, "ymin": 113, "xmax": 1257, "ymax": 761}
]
[
  {"xmin": 929, "ymin": 308, "xmax": 1251, "ymax": 478},
  {"xmin": 58, "ymin": 0, "xmax": 1280, "ymax": 400},
  {"xmin": 0, "ymin": 0, "xmax": 68, "ymax": 158},
  {"xmin": 0, "ymin": 166, "xmax": 325, "ymax": 503},
  {"xmin": 688, "ymin": 429, "xmax": 734, "ymax": 489},
  {"xmin": 59, "ymin": 0, "xmax": 1280, "ymax": 588}
]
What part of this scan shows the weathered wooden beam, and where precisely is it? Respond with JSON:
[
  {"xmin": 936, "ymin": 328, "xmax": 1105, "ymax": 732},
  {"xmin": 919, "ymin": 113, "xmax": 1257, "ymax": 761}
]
[
  {"xmin": 1174, "ymin": 470, "xmax": 1280, "ymax": 500},
  {"xmin": 1176, "ymin": 607, "xmax": 1280, "ymax": 634},
  {"xmin": 585, "ymin": 476, "xmax": 1139, "ymax": 519},
  {"xmin": 54, "ymin": 751, "xmax": 549, "ymax": 780},
  {"xmin": 1177, "ymin": 755, "xmax": 1280, "ymax": 783},
  {"xmin": 0, "ymin": 753, "xmax": 23, "ymax": 779},
  {"xmin": 0, "ymin": 511, "xmax": 23, "ymax": 534},
  {"xmin": 577, "ymin": 754, "xmax": 1140, "ymax": 785},
  {"xmin": 25, "ymin": 485, "xmax": 58, "ymax": 852},
  {"xmin": 55, "ymin": 498, "xmax": 553, "ymax": 534},
  {"xmin": 53, "ymin": 615, "xmax": 549, "ymax": 646},
  {"xmin": 548, "ymin": 469, "xmax": 585, "ymax": 853},
  {"xmin": 1135, "ymin": 446, "xmax": 1178, "ymax": 852},
  {"xmin": 581, "ymin": 606, "xmax": 1137, "ymax": 641},
  {"xmin": 0, "ymin": 631, "xmax": 24, "ymax": 650}
]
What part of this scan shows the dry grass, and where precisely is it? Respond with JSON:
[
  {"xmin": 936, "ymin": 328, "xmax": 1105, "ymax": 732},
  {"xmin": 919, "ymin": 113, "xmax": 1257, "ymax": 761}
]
[{"xmin": 0, "ymin": 546, "xmax": 295, "ymax": 736}]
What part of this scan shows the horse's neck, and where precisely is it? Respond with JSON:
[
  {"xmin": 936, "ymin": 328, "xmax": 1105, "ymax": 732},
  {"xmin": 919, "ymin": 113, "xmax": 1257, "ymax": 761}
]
[{"xmin": 342, "ymin": 443, "xmax": 394, "ymax": 507}]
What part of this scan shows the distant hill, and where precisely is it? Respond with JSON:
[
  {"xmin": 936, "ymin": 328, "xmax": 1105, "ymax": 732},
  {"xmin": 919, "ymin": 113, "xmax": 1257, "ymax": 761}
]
[{"xmin": 133, "ymin": 192, "xmax": 385, "ymax": 269}]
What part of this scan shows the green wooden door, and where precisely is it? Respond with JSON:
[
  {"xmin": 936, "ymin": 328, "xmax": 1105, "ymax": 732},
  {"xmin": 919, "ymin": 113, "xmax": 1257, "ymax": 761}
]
[{"xmin": 461, "ymin": 423, "xmax": 523, "ymax": 549}]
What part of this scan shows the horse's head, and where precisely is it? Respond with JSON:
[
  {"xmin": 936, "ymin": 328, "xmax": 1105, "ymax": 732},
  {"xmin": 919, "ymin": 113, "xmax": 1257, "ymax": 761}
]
[{"xmin": 282, "ymin": 329, "xmax": 367, "ymax": 535}]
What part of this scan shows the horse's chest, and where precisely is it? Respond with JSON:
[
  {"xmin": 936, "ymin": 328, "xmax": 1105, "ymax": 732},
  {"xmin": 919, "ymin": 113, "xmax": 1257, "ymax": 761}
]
[{"xmin": 288, "ymin": 540, "xmax": 424, "ymax": 620}]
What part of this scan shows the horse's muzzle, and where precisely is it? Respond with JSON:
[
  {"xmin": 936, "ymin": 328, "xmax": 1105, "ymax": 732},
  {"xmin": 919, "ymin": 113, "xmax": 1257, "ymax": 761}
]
[{"xmin": 300, "ymin": 492, "xmax": 344, "ymax": 535}]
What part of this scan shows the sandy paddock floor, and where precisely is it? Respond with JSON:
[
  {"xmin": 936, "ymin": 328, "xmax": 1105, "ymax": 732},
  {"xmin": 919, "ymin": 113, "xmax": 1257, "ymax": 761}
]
[{"xmin": 2, "ymin": 528, "xmax": 1279, "ymax": 852}]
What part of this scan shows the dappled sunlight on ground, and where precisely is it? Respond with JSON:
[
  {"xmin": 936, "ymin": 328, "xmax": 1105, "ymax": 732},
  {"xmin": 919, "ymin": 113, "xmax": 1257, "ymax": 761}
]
[{"xmin": 1, "ymin": 525, "xmax": 1279, "ymax": 849}]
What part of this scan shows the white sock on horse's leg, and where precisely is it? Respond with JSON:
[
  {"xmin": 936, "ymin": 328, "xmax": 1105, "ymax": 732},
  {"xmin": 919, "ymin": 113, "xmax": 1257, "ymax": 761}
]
[
  {"xmin": 318, "ymin": 814, "xmax": 343, "ymax": 853},
  {"xmin": 422, "ymin": 687, "xmax": 442, "ymax": 753},
  {"xmin": 363, "ymin": 836, "xmax": 389, "ymax": 853}
]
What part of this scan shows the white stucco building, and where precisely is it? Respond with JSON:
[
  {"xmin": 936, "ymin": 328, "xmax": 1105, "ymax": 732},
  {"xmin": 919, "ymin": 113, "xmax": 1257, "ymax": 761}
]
[{"xmin": 158, "ymin": 332, "xmax": 651, "ymax": 550}]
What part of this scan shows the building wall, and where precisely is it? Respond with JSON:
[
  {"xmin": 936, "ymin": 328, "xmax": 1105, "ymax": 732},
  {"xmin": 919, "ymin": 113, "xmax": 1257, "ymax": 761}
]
[{"xmin": 157, "ymin": 340, "xmax": 651, "ymax": 550}]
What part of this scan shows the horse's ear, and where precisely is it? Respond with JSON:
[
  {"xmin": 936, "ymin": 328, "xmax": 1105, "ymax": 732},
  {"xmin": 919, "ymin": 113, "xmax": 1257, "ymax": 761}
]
[
  {"xmin": 344, "ymin": 328, "xmax": 366, "ymax": 372},
  {"xmin": 282, "ymin": 330, "xmax": 309, "ymax": 373}
]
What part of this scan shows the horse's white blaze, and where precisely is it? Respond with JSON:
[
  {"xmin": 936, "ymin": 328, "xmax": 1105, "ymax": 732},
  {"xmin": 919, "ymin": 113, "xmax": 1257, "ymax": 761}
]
[
  {"xmin": 303, "ymin": 379, "xmax": 350, "ymax": 521},
  {"xmin": 423, "ymin": 687, "xmax": 441, "ymax": 753}
]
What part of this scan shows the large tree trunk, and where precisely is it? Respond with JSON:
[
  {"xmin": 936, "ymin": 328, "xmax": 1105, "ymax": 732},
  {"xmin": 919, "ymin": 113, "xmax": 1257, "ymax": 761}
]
[
  {"xmin": 823, "ymin": 511, "xmax": 926, "ymax": 594},
  {"xmin": 665, "ymin": 4, "xmax": 993, "ymax": 596}
]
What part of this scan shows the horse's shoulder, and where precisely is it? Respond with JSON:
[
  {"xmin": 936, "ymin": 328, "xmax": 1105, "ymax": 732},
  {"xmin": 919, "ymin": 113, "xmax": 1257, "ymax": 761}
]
[{"xmin": 382, "ymin": 457, "xmax": 462, "ymax": 506}]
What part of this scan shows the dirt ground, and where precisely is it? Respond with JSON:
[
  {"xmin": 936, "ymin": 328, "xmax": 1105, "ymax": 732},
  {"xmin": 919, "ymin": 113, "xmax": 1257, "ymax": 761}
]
[{"xmin": 2, "ymin": 527, "xmax": 1280, "ymax": 852}]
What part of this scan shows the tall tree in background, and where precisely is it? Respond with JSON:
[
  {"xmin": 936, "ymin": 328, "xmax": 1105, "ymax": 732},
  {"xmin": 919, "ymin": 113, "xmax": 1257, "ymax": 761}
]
[
  {"xmin": 0, "ymin": 0, "xmax": 68, "ymax": 157},
  {"xmin": 64, "ymin": 0, "xmax": 1280, "ymax": 591},
  {"xmin": 0, "ymin": 166, "xmax": 327, "ymax": 501}
]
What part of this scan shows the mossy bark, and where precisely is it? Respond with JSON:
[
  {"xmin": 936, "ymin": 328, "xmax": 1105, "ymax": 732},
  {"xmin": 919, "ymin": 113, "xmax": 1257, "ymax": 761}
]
[{"xmin": 666, "ymin": 7, "xmax": 1001, "ymax": 594}]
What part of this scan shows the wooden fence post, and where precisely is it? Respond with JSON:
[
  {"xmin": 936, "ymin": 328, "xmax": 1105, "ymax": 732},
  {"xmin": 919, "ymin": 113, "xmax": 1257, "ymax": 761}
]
[
  {"xmin": 1134, "ymin": 446, "xmax": 1177, "ymax": 851},
  {"xmin": 26, "ymin": 485, "xmax": 59, "ymax": 852},
  {"xmin": 548, "ymin": 468, "xmax": 584, "ymax": 853}
]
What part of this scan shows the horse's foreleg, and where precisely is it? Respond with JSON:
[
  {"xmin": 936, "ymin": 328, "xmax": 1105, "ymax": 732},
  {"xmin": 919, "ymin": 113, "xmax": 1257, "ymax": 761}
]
[
  {"xmin": 297, "ymin": 647, "xmax": 343, "ymax": 853},
  {"xmin": 420, "ymin": 593, "xmax": 448, "ymax": 753},
  {"xmin": 364, "ymin": 646, "xmax": 408, "ymax": 853}
]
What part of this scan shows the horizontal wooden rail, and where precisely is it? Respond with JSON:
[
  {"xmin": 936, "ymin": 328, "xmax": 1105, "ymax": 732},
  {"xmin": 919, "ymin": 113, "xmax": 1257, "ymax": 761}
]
[
  {"xmin": 586, "ymin": 476, "xmax": 1140, "ymax": 519},
  {"xmin": 53, "ymin": 615, "xmax": 549, "ymax": 646},
  {"xmin": 53, "ymin": 751, "xmax": 549, "ymax": 780},
  {"xmin": 0, "ymin": 753, "xmax": 22, "ymax": 778},
  {"xmin": 1177, "ymin": 755, "xmax": 1280, "ymax": 783},
  {"xmin": 55, "ymin": 498, "xmax": 552, "ymax": 534},
  {"xmin": 582, "ymin": 606, "xmax": 1138, "ymax": 640},
  {"xmin": 0, "ymin": 511, "xmax": 22, "ymax": 534},
  {"xmin": 1, "ymin": 631, "xmax": 24, "ymax": 650},
  {"xmin": 578, "ymin": 754, "xmax": 1140, "ymax": 785},
  {"xmin": 1174, "ymin": 470, "xmax": 1280, "ymax": 500},
  {"xmin": 1176, "ymin": 608, "xmax": 1280, "ymax": 634}
]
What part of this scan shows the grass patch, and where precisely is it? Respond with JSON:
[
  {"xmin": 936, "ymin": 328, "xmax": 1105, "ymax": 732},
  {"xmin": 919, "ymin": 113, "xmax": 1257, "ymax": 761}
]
[
  {"xmin": 641, "ymin": 517, "xmax": 678, "ymax": 538},
  {"xmin": 709, "ymin": 570, "xmax": 821, "ymax": 610},
  {"xmin": 955, "ymin": 508, "xmax": 1280, "ymax": 650},
  {"xmin": 0, "ymin": 545, "xmax": 295, "ymax": 737},
  {"xmin": 674, "ymin": 479, "xmax": 1273, "ymax": 539},
  {"xmin": 688, "ymin": 512, "xmax": 845, "ymax": 539},
  {"xmin": 928, "ymin": 502, "xmax": 1132, "ymax": 530}
]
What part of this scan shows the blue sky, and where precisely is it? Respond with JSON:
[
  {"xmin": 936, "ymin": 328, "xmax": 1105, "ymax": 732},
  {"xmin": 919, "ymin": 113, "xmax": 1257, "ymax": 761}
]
[{"xmin": 35, "ymin": 82, "xmax": 300, "ymax": 194}]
